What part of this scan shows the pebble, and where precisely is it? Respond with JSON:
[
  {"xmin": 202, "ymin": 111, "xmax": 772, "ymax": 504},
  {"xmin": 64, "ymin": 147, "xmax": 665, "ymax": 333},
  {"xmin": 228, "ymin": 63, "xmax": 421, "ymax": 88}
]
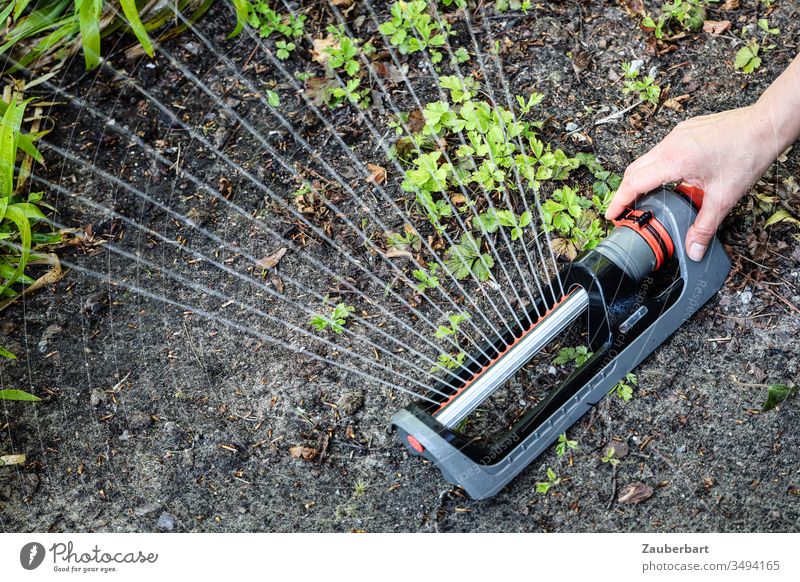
[
  {"xmin": 90, "ymin": 389, "xmax": 105, "ymax": 407},
  {"xmin": 156, "ymin": 512, "xmax": 176, "ymax": 532},
  {"xmin": 740, "ymin": 290, "xmax": 753, "ymax": 305},
  {"xmin": 134, "ymin": 503, "xmax": 160, "ymax": 517},
  {"xmin": 565, "ymin": 122, "xmax": 579, "ymax": 132},
  {"xmin": 38, "ymin": 324, "xmax": 63, "ymax": 353}
]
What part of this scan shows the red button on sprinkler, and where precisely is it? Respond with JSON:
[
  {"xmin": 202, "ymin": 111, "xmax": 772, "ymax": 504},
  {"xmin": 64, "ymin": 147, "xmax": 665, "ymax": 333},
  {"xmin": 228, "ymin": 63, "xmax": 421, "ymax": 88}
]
[{"xmin": 406, "ymin": 435, "xmax": 425, "ymax": 454}]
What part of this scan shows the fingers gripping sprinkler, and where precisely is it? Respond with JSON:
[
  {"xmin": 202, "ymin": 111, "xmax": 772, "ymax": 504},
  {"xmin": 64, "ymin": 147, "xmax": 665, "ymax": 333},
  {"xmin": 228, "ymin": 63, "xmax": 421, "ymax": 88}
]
[{"xmin": 392, "ymin": 185, "xmax": 731, "ymax": 499}]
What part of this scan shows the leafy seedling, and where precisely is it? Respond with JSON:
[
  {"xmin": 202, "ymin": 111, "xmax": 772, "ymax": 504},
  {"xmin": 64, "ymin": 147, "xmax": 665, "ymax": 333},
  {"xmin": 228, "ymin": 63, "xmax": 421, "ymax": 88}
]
[
  {"xmin": 309, "ymin": 303, "xmax": 355, "ymax": 334},
  {"xmin": 601, "ymin": 447, "xmax": 620, "ymax": 467},
  {"xmin": 735, "ymin": 18, "xmax": 780, "ymax": 75},
  {"xmin": 555, "ymin": 433, "xmax": 578, "ymax": 457},
  {"xmin": 611, "ymin": 372, "xmax": 638, "ymax": 402},
  {"xmin": 434, "ymin": 312, "xmax": 471, "ymax": 339},
  {"xmin": 445, "ymin": 233, "xmax": 495, "ymax": 282},
  {"xmin": 553, "ymin": 346, "xmax": 593, "ymax": 367},
  {"xmin": 621, "ymin": 61, "xmax": 661, "ymax": 105},
  {"xmin": 535, "ymin": 467, "xmax": 561, "ymax": 494}
]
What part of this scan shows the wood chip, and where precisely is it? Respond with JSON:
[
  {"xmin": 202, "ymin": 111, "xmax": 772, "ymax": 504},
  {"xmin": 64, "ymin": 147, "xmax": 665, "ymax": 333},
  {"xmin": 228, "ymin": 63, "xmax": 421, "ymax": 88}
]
[
  {"xmin": 703, "ymin": 20, "xmax": 731, "ymax": 35},
  {"xmin": 289, "ymin": 445, "xmax": 317, "ymax": 461},
  {"xmin": 617, "ymin": 481, "xmax": 654, "ymax": 504},
  {"xmin": 256, "ymin": 247, "xmax": 287, "ymax": 270},
  {"xmin": 365, "ymin": 163, "xmax": 387, "ymax": 185},
  {"xmin": 311, "ymin": 35, "xmax": 338, "ymax": 66}
]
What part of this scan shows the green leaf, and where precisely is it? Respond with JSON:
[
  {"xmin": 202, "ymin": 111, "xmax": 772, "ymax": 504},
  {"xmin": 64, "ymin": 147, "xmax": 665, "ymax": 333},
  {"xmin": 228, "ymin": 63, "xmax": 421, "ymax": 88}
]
[
  {"xmin": 266, "ymin": 90, "xmax": 280, "ymax": 107},
  {"xmin": 0, "ymin": 389, "xmax": 41, "ymax": 402},
  {"xmin": 0, "ymin": 344, "xmax": 17, "ymax": 359},
  {"xmin": 76, "ymin": 0, "xmax": 103, "ymax": 70},
  {"xmin": 762, "ymin": 384, "xmax": 798, "ymax": 412},
  {"xmin": 734, "ymin": 41, "xmax": 761, "ymax": 74},
  {"xmin": 119, "ymin": 0, "xmax": 154, "ymax": 57},
  {"xmin": 764, "ymin": 209, "xmax": 799, "ymax": 228},
  {"xmin": 229, "ymin": 0, "xmax": 251, "ymax": 38}
]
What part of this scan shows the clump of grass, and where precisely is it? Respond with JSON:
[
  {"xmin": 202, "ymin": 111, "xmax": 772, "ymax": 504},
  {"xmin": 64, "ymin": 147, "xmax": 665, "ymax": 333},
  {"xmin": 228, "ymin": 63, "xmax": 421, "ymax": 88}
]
[
  {"xmin": 0, "ymin": 89, "xmax": 59, "ymax": 401},
  {"xmin": 1, "ymin": 0, "xmax": 249, "ymax": 72}
]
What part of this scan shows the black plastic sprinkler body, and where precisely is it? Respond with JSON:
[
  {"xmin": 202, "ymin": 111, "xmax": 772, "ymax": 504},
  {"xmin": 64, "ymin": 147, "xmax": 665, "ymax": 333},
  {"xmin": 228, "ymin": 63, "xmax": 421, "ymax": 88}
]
[{"xmin": 392, "ymin": 185, "xmax": 731, "ymax": 499}]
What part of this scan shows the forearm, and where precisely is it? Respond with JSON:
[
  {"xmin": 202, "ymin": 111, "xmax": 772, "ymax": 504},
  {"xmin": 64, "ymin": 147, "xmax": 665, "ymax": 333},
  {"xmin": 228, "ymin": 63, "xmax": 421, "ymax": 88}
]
[{"xmin": 750, "ymin": 52, "xmax": 800, "ymax": 161}]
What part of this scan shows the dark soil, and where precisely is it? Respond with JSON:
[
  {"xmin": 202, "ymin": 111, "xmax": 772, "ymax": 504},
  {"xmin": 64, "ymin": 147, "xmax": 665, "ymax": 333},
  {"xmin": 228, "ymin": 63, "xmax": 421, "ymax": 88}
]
[{"xmin": 1, "ymin": 0, "xmax": 798, "ymax": 532}]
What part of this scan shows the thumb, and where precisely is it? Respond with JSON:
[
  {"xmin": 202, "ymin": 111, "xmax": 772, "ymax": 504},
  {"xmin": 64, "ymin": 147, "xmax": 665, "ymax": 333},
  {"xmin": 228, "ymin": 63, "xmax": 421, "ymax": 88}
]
[
  {"xmin": 685, "ymin": 202, "xmax": 725, "ymax": 261},
  {"xmin": 605, "ymin": 154, "xmax": 683, "ymax": 220}
]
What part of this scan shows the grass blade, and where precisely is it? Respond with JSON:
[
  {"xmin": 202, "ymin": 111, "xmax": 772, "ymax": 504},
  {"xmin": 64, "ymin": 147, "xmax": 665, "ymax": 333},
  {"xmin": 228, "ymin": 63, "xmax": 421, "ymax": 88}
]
[
  {"xmin": 119, "ymin": 0, "xmax": 154, "ymax": 57},
  {"xmin": 229, "ymin": 0, "xmax": 251, "ymax": 39},
  {"xmin": 0, "ymin": 389, "xmax": 41, "ymax": 401},
  {"xmin": 75, "ymin": 0, "xmax": 103, "ymax": 70}
]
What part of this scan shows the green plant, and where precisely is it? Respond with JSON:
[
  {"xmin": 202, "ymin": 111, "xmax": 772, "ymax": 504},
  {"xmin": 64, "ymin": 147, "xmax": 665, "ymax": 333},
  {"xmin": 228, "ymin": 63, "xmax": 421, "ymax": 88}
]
[
  {"xmin": 309, "ymin": 302, "xmax": 355, "ymax": 334},
  {"xmin": 411, "ymin": 265, "xmax": 440, "ymax": 293},
  {"xmin": 474, "ymin": 208, "xmax": 531, "ymax": 241},
  {"xmin": 378, "ymin": 1, "xmax": 452, "ymax": 64},
  {"xmin": 434, "ymin": 311, "xmax": 471, "ymax": 339},
  {"xmin": 555, "ymin": 433, "xmax": 577, "ymax": 457},
  {"xmin": 735, "ymin": 19, "xmax": 780, "ymax": 75},
  {"xmin": 601, "ymin": 447, "xmax": 620, "ymax": 467},
  {"xmin": 353, "ymin": 480, "xmax": 368, "ymax": 497},
  {"xmin": 642, "ymin": 0, "xmax": 711, "ymax": 40},
  {"xmin": 762, "ymin": 383, "xmax": 798, "ymax": 412},
  {"xmin": 0, "ymin": 93, "xmax": 61, "ymax": 385},
  {"xmin": 611, "ymin": 372, "xmax": 638, "ymax": 402},
  {"xmin": 553, "ymin": 346, "xmax": 592, "ymax": 367},
  {"xmin": 248, "ymin": 1, "xmax": 305, "ymax": 40},
  {"xmin": 444, "ymin": 233, "xmax": 495, "ymax": 282},
  {"xmin": 431, "ymin": 350, "xmax": 466, "ymax": 373},
  {"xmin": 1, "ymin": 0, "xmax": 238, "ymax": 73},
  {"xmin": 496, "ymin": 0, "xmax": 532, "ymax": 12},
  {"xmin": 535, "ymin": 467, "xmax": 561, "ymax": 494},
  {"xmin": 621, "ymin": 61, "xmax": 661, "ymax": 106}
]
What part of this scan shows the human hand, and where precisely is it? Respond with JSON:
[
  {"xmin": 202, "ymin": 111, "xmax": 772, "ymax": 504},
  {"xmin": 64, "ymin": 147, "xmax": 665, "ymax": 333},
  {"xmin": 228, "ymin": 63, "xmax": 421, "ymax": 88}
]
[{"xmin": 605, "ymin": 105, "xmax": 781, "ymax": 261}]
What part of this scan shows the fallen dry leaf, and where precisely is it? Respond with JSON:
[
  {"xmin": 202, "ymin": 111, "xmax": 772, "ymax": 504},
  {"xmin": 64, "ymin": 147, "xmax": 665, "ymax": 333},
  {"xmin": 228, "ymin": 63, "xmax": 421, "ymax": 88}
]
[
  {"xmin": 703, "ymin": 20, "xmax": 731, "ymax": 35},
  {"xmin": 256, "ymin": 247, "xmax": 287, "ymax": 270},
  {"xmin": 289, "ymin": 446, "xmax": 317, "ymax": 461},
  {"xmin": 311, "ymin": 35, "xmax": 338, "ymax": 66},
  {"xmin": 0, "ymin": 454, "xmax": 26, "ymax": 466},
  {"xmin": 720, "ymin": 0, "xmax": 739, "ymax": 9},
  {"xmin": 617, "ymin": 482, "xmax": 654, "ymax": 505},
  {"xmin": 332, "ymin": 0, "xmax": 354, "ymax": 6},
  {"xmin": 663, "ymin": 94, "xmax": 690, "ymax": 111},
  {"xmin": 551, "ymin": 237, "xmax": 578, "ymax": 261},
  {"xmin": 407, "ymin": 109, "xmax": 425, "ymax": 134},
  {"xmin": 621, "ymin": 0, "xmax": 645, "ymax": 16},
  {"xmin": 366, "ymin": 163, "xmax": 387, "ymax": 185}
]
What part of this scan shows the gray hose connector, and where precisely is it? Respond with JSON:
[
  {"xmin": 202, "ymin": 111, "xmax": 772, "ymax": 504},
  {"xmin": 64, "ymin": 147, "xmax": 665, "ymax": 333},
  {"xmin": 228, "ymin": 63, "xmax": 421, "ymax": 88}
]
[{"xmin": 595, "ymin": 226, "xmax": 657, "ymax": 283}]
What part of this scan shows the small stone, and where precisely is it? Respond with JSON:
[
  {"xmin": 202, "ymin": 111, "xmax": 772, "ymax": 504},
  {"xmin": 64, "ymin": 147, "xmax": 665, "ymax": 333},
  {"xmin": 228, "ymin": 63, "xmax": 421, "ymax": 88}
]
[
  {"xmin": 119, "ymin": 430, "xmax": 130, "ymax": 442},
  {"xmin": 38, "ymin": 324, "xmax": 63, "ymax": 353},
  {"xmin": 607, "ymin": 441, "xmax": 629, "ymax": 459},
  {"xmin": 740, "ymin": 290, "xmax": 753, "ymax": 305},
  {"xmin": 81, "ymin": 292, "xmax": 109, "ymax": 318},
  {"xmin": 156, "ymin": 511, "xmax": 176, "ymax": 531},
  {"xmin": 90, "ymin": 389, "xmax": 104, "ymax": 407},
  {"xmin": 336, "ymin": 390, "xmax": 364, "ymax": 416},
  {"xmin": 134, "ymin": 503, "xmax": 160, "ymax": 517},
  {"xmin": 565, "ymin": 122, "xmax": 579, "ymax": 132}
]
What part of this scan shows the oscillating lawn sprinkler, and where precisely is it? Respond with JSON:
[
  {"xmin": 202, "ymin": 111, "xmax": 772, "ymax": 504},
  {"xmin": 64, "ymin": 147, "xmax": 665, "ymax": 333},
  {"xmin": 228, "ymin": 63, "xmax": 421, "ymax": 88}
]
[{"xmin": 392, "ymin": 185, "xmax": 731, "ymax": 499}]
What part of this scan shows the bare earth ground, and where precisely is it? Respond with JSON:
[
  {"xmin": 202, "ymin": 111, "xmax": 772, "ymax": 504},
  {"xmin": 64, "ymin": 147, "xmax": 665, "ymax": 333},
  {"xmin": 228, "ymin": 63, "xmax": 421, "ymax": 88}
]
[{"xmin": 1, "ymin": 1, "xmax": 799, "ymax": 532}]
